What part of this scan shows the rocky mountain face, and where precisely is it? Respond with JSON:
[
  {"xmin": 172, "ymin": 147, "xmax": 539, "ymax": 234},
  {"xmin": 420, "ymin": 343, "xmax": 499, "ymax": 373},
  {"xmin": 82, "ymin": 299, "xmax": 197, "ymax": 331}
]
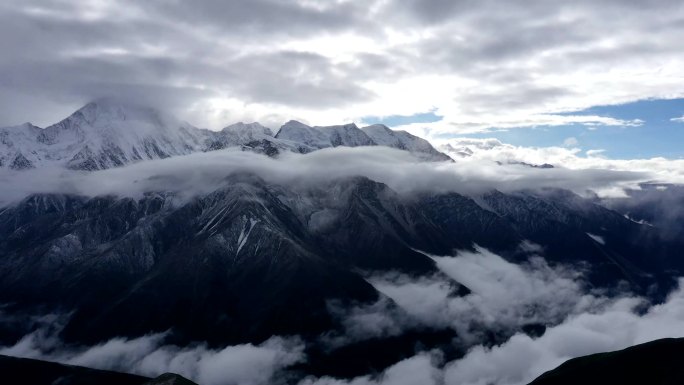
[
  {"xmin": 275, "ymin": 121, "xmax": 375, "ymax": 149},
  {"xmin": 362, "ymin": 124, "xmax": 453, "ymax": 161},
  {"xmin": 1, "ymin": 175, "xmax": 682, "ymax": 350},
  {"xmin": 602, "ymin": 184, "xmax": 684, "ymax": 241},
  {"xmin": 0, "ymin": 101, "xmax": 451, "ymax": 170},
  {"xmin": 0, "ymin": 102, "xmax": 209, "ymax": 171},
  {"xmin": 481, "ymin": 189, "xmax": 684, "ymax": 295}
]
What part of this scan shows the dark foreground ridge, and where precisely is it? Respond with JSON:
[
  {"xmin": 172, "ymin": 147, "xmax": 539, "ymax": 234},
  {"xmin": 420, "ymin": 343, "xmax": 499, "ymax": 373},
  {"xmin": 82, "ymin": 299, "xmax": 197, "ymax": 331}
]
[
  {"xmin": 0, "ymin": 354, "xmax": 197, "ymax": 385},
  {"xmin": 528, "ymin": 337, "xmax": 684, "ymax": 385}
]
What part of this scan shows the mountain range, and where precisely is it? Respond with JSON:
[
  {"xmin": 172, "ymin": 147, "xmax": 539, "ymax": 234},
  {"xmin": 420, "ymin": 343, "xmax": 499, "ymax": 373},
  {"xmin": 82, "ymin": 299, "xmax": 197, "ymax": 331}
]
[
  {"xmin": 0, "ymin": 100, "xmax": 450, "ymax": 171},
  {"xmin": 1, "ymin": 100, "xmax": 683, "ymax": 382}
]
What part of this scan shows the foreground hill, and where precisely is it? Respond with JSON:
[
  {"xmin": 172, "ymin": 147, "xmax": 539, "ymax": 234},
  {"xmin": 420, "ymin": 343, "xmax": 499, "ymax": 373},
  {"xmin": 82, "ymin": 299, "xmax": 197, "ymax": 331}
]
[
  {"xmin": 0, "ymin": 354, "xmax": 197, "ymax": 385},
  {"xmin": 528, "ymin": 338, "xmax": 684, "ymax": 385}
]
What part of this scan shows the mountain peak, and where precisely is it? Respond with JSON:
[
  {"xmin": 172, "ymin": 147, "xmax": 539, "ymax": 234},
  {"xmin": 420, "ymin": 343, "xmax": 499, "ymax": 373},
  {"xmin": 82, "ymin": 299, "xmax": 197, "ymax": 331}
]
[
  {"xmin": 276, "ymin": 120, "xmax": 374, "ymax": 148},
  {"xmin": 275, "ymin": 120, "xmax": 323, "ymax": 144},
  {"xmin": 324, "ymin": 122, "xmax": 358, "ymax": 131},
  {"xmin": 364, "ymin": 123, "xmax": 391, "ymax": 130},
  {"xmin": 1, "ymin": 106, "xmax": 450, "ymax": 171},
  {"xmin": 222, "ymin": 122, "xmax": 273, "ymax": 136},
  {"xmin": 70, "ymin": 98, "xmax": 173, "ymax": 127},
  {"xmin": 362, "ymin": 124, "xmax": 452, "ymax": 161},
  {"xmin": 20, "ymin": 122, "xmax": 39, "ymax": 130},
  {"xmin": 280, "ymin": 120, "xmax": 311, "ymax": 130}
]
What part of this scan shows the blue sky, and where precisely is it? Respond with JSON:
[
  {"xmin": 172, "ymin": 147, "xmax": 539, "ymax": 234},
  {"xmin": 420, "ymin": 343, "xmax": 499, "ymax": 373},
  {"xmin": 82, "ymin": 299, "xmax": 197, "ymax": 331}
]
[
  {"xmin": 367, "ymin": 98, "xmax": 684, "ymax": 159},
  {"xmin": 363, "ymin": 111, "xmax": 443, "ymax": 127}
]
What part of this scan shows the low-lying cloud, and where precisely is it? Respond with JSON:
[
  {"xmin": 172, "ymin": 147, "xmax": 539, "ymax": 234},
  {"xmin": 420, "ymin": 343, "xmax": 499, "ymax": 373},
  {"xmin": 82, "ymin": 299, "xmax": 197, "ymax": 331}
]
[
  {"xmin": 442, "ymin": 288, "xmax": 684, "ymax": 385},
  {"xmin": 439, "ymin": 137, "xmax": 684, "ymax": 189},
  {"xmin": 0, "ymin": 146, "xmax": 652, "ymax": 207},
  {"xmin": 308, "ymin": 281, "xmax": 684, "ymax": 385},
  {"xmin": 329, "ymin": 246, "xmax": 609, "ymax": 349},
  {"xmin": 302, "ymin": 252, "xmax": 684, "ymax": 385},
  {"xmin": 3, "ymin": 246, "xmax": 684, "ymax": 385},
  {"xmin": 300, "ymin": 352, "xmax": 444, "ymax": 385},
  {"xmin": 0, "ymin": 328, "xmax": 304, "ymax": 385}
]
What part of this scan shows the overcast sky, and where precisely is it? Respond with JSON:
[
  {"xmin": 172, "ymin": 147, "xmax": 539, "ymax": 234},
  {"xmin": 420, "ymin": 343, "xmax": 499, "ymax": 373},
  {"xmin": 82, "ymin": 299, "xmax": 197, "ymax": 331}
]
[{"xmin": 2, "ymin": 0, "xmax": 684, "ymax": 155}]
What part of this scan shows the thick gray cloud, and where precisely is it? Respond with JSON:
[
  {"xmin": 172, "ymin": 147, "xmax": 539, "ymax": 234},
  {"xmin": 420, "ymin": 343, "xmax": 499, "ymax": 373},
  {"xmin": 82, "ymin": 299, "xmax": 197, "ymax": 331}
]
[
  {"xmin": 1, "ymin": 0, "xmax": 683, "ymax": 132},
  {"xmin": 0, "ymin": 0, "xmax": 379, "ymax": 126},
  {"xmin": 136, "ymin": 0, "xmax": 372, "ymax": 37}
]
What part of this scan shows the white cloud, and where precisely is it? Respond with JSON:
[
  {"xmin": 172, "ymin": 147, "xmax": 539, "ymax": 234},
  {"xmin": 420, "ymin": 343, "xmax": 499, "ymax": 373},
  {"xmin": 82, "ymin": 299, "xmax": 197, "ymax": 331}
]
[
  {"xmin": 301, "ymin": 278, "xmax": 684, "ymax": 385},
  {"xmin": 586, "ymin": 149, "xmax": 606, "ymax": 157},
  {"xmin": 0, "ymin": 330, "xmax": 304, "ymax": 385},
  {"xmin": 393, "ymin": 115, "xmax": 644, "ymax": 138},
  {"xmin": 0, "ymin": 145, "xmax": 657, "ymax": 208},
  {"xmin": 670, "ymin": 116, "xmax": 684, "ymax": 123},
  {"xmin": 325, "ymin": 246, "xmax": 611, "ymax": 350},
  {"xmin": 320, "ymin": 244, "xmax": 599, "ymax": 348},
  {"xmin": 322, "ymin": 297, "xmax": 408, "ymax": 348},
  {"xmin": 365, "ymin": 247, "xmax": 607, "ymax": 345},
  {"xmin": 443, "ymin": 281, "xmax": 684, "ymax": 385},
  {"xmin": 438, "ymin": 137, "xmax": 684, "ymax": 189},
  {"xmin": 300, "ymin": 352, "xmax": 443, "ymax": 385},
  {"xmin": 563, "ymin": 137, "xmax": 579, "ymax": 147},
  {"xmin": 5, "ymin": 246, "xmax": 684, "ymax": 385}
]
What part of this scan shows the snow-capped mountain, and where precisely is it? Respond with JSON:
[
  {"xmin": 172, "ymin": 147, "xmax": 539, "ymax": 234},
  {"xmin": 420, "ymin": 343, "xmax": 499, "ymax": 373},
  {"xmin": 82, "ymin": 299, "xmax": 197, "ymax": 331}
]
[
  {"xmin": 206, "ymin": 121, "xmax": 310, "ymax": 156},
  {"xmin": 439, "ymin": 143, "xmax": 475, "ymax": 158},
  {"xmin": 0, "ymin": 100, "xmax": 211, "ymax": 170},
  {"xmin": 0, "ymin": 123, "xmax": 43, "ymax": 170},
  {"xmin": 362, "ymin": 124, "xmax": 452, "ymax": 161},
  {"xmin": 272, "ymin": 120, "xmax": 451, "ymax": 161},
  {"xmin": 0, "ymin": 101, "xmax": 451, "ymax": 171},
  {"xmin": 221, "ymin": 122, "xmax": 273, "ymax": 142},
  {"xmin": 274, "ymin": 120, "xmax": 376, "ymax": 149},
  {"xmin": 2, "ymin": 117, "xmax": 683, "ymax": 380}
]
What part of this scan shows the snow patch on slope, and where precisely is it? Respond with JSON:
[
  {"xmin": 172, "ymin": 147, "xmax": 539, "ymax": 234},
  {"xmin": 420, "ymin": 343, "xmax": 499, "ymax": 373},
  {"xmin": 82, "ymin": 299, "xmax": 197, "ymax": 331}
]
[{"xmin": 586, "ymin": 233, "xmax": 606, "ymax": 245}]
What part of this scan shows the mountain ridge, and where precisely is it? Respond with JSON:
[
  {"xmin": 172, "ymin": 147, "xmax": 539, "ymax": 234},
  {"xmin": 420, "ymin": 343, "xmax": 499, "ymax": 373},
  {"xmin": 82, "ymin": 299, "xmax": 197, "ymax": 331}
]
[{"xmin": 0, "ymin": 101, "xmax": 451, "ymax": 170}]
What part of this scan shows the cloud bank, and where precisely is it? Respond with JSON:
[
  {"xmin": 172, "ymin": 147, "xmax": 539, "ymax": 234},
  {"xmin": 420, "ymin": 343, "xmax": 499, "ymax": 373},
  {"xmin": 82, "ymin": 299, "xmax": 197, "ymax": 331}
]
[{"xmin": 0, "ymin": 146, "xmax": 653, "ymax": 207}]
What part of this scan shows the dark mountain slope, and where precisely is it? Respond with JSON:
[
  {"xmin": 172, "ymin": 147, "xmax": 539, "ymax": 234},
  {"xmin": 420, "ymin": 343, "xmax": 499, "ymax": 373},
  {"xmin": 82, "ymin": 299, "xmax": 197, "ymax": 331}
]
[
  {"xmin": 0, "ymin": 354, "xmax": 150, "ymax": 385},
  {"xmin": 482, "ymin": 189, "xmax": 684, "ymax": 295},
  {"xmin": 1, "ymin": 177, "xmax": 683, "ymax": 350},
  {"xmin": 528, "ymin": 338, "xmax": 684, "ymax": 385}
]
